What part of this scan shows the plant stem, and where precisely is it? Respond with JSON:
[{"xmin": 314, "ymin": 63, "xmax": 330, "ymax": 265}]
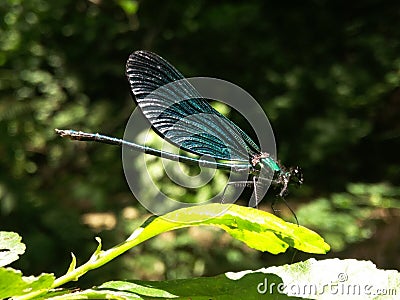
[{"xmin": 14, "ymin": 227, "xmax": 146, "ymax": 300}]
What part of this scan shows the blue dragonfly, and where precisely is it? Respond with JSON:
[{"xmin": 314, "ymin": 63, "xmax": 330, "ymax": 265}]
[{"xmin": 56, "ymin": 51, "xmax": 303, "ymax": 220}]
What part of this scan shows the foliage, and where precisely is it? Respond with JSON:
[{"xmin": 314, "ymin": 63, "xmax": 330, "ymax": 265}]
[
  {"xmin": 0, "ymin": 232, "xmax": 25, "ymax": 267},
  {"xmin": 0, "ymin": 227, "xmax": 397, "ymax": 300},
  {"xmin": 0, "ymin": 205, "xmax": 330, "ymax": 299},
  {"xmin": 0, "ymin": 0, "xmax": 399, "ymax": 287},
  {"xmin": 297, "ymin": 183, "xmax": 400, "ymax": 251}
]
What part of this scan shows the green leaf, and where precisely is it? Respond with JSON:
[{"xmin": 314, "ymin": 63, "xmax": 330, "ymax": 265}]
[
  {"xmin": 0, "ymin": 267, "xmax": 54, "ymax": 299},
  {"xmin": 258, "ymin": 258, "xmax": 400, "ymax": 299},
  {"xmin": 100, "ymin": 281, "xmax": 177, "ymax": 298},
  {"xmin": 42, "ymin": 204, "xmax": 329, "ymax": 295},
  {"xmin": 66, "ymin": 258, "xmax": 396, "ymax": 300},
  {"xmin": 129, "ymin": 204, "xmax": 330, "ymax": 255},
  {"xmin": 96, "ymin": 276, "xmax": 288, "ymax": 300},
  {"xmin": 38, "ymin": 288, "xmax": 141, "ymax": 300},
  {"xmin": 0, "ymin": 231, "xmax": 26, "ymax": 267}
]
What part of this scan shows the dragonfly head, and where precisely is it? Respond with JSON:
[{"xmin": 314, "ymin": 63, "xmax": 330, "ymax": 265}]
[
  {"xmin": 289, "ymin": 166, "xmax": 303, "ymax": 187},
  {"xmin": 276, "ymin": 166, "xmax": 303, "ymax": 198},
  {"xmin": 251, "ymin": 153, "xmax": 303, "ymax": 196}
]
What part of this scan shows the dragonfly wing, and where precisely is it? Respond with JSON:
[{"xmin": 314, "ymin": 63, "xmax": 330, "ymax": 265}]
[{"xmin": 126, "ymin": 50, "xmax": 260, "ymax": 162}]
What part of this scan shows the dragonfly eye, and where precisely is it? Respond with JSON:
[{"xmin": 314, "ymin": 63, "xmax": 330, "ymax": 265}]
[{"xmin": 290, "ymin": 166, "xmax": 304, "ymax": 186}]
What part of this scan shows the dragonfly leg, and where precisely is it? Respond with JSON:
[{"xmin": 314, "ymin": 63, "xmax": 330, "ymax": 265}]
[
  {"xmin": 279, "ymin": 179, "xmax": 289, "ymax": 198},
  {"xmin": 221, "ymin": 180, "xmax": 254, "ymax": 204},
  {"xmin": 272, "ymin": 196, "xmax": 299, "ymax": 226},
  {"xmin": 270, "ymin": 197, "xmax": 280, "ymax": 214},
  {"xmin": 224, "ymin": 177, "xmax": 262, "ymax": 208},
  {"xmin": 251, "ymin": 176, "xmax": 260, "ymax": 208}
]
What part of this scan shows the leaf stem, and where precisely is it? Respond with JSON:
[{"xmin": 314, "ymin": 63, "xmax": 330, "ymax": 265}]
[
  {"xmin": 14, "ymin": 227, "xmax": 147, "ymax": 300},
  {"xmin": 53, "ymin": 228, "xmax": 146, "ymax": 287}
]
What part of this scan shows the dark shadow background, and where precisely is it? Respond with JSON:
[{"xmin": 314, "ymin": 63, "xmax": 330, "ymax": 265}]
[{"xmin": 1, "ymin": 0, "xmax": 399, "ymax": 286}]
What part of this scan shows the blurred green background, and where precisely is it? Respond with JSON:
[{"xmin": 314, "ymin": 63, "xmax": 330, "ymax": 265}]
[{"xmin": 1, "ymin": 0, "xmax": 399, "ymax": 286}]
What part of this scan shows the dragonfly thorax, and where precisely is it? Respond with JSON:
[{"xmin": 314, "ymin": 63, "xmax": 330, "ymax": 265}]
[
  {"xmin": 250, "ymin": 152, "xmax": 281, "ymax": 173},
  {"xmin": 251, "ymin": 152, "xmax": 270, "ymax": 167}
]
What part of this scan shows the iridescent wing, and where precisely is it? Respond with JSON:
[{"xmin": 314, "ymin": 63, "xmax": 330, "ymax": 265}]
[{"xmin": 125, "ymin": 50, "xmax": 260, "ymax": 162}]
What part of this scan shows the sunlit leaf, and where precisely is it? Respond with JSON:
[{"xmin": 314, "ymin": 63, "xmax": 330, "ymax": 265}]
[
  {"xmin": 128, "ymin": 204, "xmax": 330, "ymax": 255},
  {"xmin": 0, "ymin": 231, "xmax": 25, "ymax": 267},
  {"xmin": 0, "ymin": 267, "xmax": 54, "ymax": 299}
]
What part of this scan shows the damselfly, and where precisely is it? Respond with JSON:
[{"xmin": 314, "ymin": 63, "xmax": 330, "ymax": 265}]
[{"xmin": 56, "ymin": 51, "xmax": 303, "ymax": 220}]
